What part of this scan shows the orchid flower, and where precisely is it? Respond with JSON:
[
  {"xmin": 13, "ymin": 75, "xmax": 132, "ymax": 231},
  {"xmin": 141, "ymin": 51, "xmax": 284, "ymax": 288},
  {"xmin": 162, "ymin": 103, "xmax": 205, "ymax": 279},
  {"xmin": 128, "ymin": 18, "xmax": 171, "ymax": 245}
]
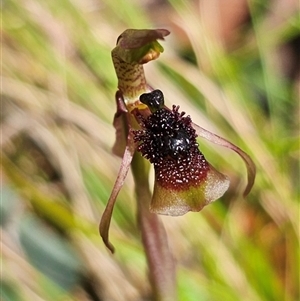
[{"xmin": 99, "ymin": 29, "xmax": 256, "ymax": 254}]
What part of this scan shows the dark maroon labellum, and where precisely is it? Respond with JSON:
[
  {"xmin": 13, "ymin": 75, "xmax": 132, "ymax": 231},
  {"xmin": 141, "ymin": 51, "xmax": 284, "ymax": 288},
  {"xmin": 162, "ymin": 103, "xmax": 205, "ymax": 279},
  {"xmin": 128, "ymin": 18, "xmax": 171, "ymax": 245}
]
[{"xmin": 134, "ymin": 90, "xmax": 209, "ymax": 190}]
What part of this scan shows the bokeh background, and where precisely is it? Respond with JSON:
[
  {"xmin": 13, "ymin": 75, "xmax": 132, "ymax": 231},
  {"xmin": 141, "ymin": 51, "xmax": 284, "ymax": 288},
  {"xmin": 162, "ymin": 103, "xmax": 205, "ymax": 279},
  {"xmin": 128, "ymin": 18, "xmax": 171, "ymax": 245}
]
[{"xmin": 1, "ymin": 0, "xmax": 299, "ymax": 300}]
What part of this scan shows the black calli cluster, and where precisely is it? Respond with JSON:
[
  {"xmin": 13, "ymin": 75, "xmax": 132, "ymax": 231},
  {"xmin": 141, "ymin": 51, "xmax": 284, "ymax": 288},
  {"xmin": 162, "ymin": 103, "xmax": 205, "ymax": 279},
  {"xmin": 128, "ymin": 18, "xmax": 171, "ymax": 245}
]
[{"xmin": 133, "ymin": 90, "xmax": 209, "ymax": 189}]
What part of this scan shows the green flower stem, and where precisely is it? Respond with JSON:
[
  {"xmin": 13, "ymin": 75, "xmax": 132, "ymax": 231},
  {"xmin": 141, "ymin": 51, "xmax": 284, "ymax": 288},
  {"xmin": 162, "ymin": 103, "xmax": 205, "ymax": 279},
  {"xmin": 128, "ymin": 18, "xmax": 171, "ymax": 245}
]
[{"xmin": 131, "ymin": 153, "xmax": 177, "ymax": 301}]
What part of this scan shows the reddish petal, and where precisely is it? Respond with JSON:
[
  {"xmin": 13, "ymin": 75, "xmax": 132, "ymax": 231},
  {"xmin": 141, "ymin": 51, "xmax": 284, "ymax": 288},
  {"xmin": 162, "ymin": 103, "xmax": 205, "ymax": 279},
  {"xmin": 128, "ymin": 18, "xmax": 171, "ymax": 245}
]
[
  {"xmin": 193, "ymin": 123, "xmax": 256, "ymax": 196},
  {"xmin": 112, "ymin": 91, "xmax": 129, "ymax": 157},
  {"xmin": 99, "ymin": 131, "xmax": 135, "ymax": 253}
]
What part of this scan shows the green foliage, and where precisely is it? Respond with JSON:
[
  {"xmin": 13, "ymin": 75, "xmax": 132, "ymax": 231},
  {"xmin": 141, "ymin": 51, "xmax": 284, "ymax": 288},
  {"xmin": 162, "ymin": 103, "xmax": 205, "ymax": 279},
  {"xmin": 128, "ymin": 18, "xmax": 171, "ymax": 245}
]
[{"xmin": 2, "ymin": 0, "xmax": 299, "ymax": 300}]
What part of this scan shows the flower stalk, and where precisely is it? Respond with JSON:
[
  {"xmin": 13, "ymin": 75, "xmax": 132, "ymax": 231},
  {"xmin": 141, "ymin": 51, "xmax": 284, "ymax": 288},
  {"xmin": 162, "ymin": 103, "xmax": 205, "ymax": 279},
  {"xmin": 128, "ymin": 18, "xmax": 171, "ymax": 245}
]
[{"xmin": 131, "ymin": 153, "xmax": 176, "ymax": 301}]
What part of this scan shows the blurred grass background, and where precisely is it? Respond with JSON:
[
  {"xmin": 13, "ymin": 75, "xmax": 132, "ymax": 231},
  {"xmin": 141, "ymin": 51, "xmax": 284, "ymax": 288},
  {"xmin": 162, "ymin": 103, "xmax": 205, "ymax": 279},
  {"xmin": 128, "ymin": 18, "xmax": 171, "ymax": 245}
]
[{"xmin": 1, "ymin": 0, "xmax": 299, "ymax": 300}]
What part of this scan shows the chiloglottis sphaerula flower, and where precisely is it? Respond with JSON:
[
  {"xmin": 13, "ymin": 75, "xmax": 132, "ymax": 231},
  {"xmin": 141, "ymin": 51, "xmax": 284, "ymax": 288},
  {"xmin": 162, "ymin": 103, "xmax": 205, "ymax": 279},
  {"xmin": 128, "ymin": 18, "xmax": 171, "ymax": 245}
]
[
  {"xmin": 99, "ymin": 29, "xmax": 256, "ymax": 252},
  {"xmin": 133, "ymin": 89, "xmax": 230, "ymax": 216}
]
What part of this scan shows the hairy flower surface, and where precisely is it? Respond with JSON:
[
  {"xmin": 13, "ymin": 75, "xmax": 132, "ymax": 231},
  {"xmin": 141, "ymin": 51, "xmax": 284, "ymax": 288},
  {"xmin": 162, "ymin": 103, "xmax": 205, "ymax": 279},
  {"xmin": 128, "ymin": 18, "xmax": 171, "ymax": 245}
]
[
  {"xmin": 135, "ymin": 104, "xmax": 208, "ymax": 189},
  {"xmin": 133, "ymin": 90, "xmax": 230, "ymax": 215}
]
